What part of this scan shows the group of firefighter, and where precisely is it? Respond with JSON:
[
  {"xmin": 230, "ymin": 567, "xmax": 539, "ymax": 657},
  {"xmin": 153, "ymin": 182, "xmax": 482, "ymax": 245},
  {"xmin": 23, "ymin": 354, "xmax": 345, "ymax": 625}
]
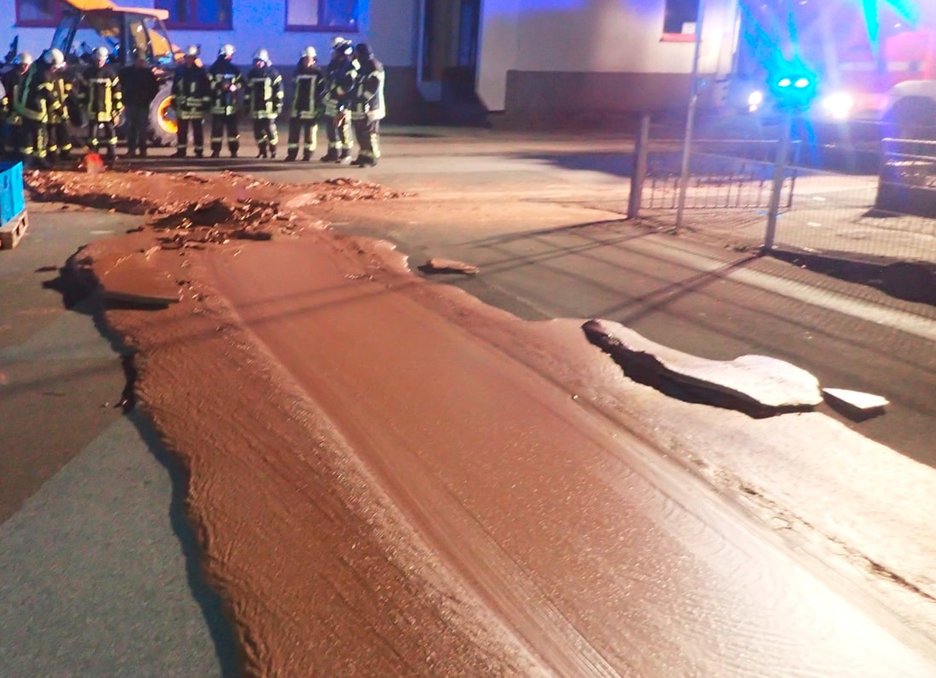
[
  {"xmin": 0, "ymin": 46, "xmax": 125, "ymax": 168},
  {"xmin": 0, "ymin": 35, "xmax": 385, "ymax": 169}
]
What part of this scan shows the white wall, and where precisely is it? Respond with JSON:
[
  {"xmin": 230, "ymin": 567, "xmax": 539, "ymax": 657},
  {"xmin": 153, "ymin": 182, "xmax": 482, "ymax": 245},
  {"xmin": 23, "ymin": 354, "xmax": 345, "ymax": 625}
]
[
  {"xmin": 0, "ymin": 0, "xmax": 418, "ymax": 68},
  {"xmin": 477, "ymin": 0, "xmax": 739, "ymax": 111}
]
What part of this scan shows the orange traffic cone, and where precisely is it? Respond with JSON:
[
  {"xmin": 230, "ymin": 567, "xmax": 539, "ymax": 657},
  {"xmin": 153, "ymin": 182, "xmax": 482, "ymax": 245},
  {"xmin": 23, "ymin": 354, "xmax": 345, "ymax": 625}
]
[{"xmin": 83, "ymin": 151, "xmax": 105, "ymax": 175}]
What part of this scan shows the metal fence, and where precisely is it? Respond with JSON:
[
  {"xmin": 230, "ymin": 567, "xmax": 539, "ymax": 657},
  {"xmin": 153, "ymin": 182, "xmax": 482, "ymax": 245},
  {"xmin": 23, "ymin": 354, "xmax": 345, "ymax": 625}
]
[
  {"xmin": 641, "ymin": 144, "xmax": 796, "ymax": 210},
  {"xmin": 630, "ymin": 122, "xmax": 936, "ymax": 271}
]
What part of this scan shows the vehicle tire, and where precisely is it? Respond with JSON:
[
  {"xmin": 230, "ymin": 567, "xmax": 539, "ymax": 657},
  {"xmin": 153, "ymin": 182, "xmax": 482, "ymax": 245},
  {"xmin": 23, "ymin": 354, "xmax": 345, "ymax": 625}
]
[
  {"xmin": 884, "ymin": 98, "xmax": 936, "ymax": 140},
  {"xmin": 148, "ymin": 82, "xmax": 177, "ymax": 147}
]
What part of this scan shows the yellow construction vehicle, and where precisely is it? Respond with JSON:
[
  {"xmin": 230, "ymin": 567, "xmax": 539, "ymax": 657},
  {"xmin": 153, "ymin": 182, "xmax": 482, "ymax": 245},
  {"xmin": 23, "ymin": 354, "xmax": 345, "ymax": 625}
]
[{"xmin": 46, "ymin": 0, "xmax": 182, "ymax": 145}]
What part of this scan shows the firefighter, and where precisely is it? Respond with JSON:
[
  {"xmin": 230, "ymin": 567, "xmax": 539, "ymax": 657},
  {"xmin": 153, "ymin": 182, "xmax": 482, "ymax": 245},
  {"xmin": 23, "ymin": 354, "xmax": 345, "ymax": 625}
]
[
  {"xmin": 46, "ymin": 48, "xmax": 73, "ymax": 163},
  {"xmin": 209, "ymin": 43, "xmax": 242, "ymax": 158},
  {"xmin": 78, "ymin": 46, "xmax": 123, "ymax": 162},
  {"xmin": 118, "ymin": 49, "xmax": 160, "ymax": 158},
  {"xmin": 171, "ymin": 45, "xmax": 211, "ymax": 158},
  {"xmin": 2, "ymin": 52, "xmax": 33, "ymax": 158},
  {"xmin": 284, "ymin": 46, "xmax": 323, "ymax": 162},
  {"xmin": 349, "ymin": 43, "xmax": 385, "ymax": 168},
  {"xmin": 320, "ymin": 37, "xmax": 358, "ymax": 164},
  {"xmin": 244, "ymin": 49, "xmax": 283, "ymax": 159},
  {"xmin": 15, "ymin": 50, "xmax": 57, "ymax": 169}
]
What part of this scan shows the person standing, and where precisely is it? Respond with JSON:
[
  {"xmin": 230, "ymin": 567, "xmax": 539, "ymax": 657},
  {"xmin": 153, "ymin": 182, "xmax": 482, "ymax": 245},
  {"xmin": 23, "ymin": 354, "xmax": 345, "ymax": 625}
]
[
  {"xmin": 208, "ymin": 43, "xmax": 242, "ymax": 158},
  {"xmin": 45, "ymin": 48, "xmax": 73, "ymax": 163},
  {"xmin": 350, "ymin": 43, "xmax": 386, "ymax": 168},
  {"xmin": 78, "ymin": 46, "xmax": 123, "ymax": 163},
  {"xmin": 15, "ymin": 50, "xmax": 56, "ymax": 168},
  {"xmin": 320, "ymin": 37, "xmax": 358, "ymax": 164},
  {"xmin": 118, "ymin": 50, "xmax": 159, "ymax": 158},
  {"xmin": 2, "ymin": 52, "xmax": 33, "ymax": 158},
  {"xmin": 171, "ymin": 45, "xmax": 211, "ymax": 158},
  {"xmin": 244, "ymin": 49, "xmax": 283, "ymax": 159},
  {"xmin": 284, "ymin": 46, "xmax": 323, "ymax": 162}
]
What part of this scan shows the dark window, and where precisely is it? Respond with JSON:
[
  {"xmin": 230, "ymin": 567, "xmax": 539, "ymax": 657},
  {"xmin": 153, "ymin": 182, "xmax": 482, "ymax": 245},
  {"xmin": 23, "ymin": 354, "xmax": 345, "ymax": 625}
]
[
  {"xmin": 664, "ymin": 0, "xmax": 699, "ymax": 35},
  {"xmin": 286, "ymin": 0, "xmax": 359, "ymax": 31},
  {"xmin": 155, "ymin": 0, "xmax": 232, "ymax": 29},
  {"xmin": 16, "ymin": 0, "xmax": 65, "ymax": 27}
]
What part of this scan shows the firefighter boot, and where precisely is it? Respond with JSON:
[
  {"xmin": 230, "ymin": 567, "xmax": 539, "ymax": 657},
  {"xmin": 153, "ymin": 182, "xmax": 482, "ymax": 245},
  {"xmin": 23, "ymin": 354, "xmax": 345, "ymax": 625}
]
[{"xmin": 337, "ymin": 151, "xmax": 352, "ymax": 165}]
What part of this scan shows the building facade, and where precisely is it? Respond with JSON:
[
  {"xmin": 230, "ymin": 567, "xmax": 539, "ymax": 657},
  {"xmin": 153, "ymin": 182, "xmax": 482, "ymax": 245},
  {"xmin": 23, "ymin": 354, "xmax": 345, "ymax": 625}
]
[{"xmin": 2, "ymin": 0, "xmax": 739, "ymax": 122}]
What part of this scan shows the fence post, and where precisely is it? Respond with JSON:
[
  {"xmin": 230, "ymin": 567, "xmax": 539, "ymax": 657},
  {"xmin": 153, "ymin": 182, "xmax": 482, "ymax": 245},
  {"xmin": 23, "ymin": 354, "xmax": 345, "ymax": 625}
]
[
  {"xmin": 764, "ymin": 111, "xmax": 792, "ymax": 252},
  {"xmin": 628, "ymin": 112, "xmax": 651, "ymax": 220}
]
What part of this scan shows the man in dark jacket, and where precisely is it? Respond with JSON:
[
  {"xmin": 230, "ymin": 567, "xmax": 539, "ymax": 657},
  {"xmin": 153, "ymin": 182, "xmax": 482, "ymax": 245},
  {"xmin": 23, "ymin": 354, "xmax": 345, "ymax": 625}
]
[
  {"xmin": 46, "ymin": 48, "xmax": 73, "ymax": 163},
  {"xmin": 208, "ymin": 43, "xmax": 242, "ymax": 158},
  {"xmin": 2, "ymin": 52, "xmax": 33, "ymax": 158},
  {"xmin": 350, "ymin": 43, "xmax": 386, "ymax": 167},
  {"xmin": 171, "ymin": 45, "xmax": 211, "ymax": 158},
  {"xmin": 284, "ymin": 46, "xmax": 323, "ymax": 162},
  {"xmin": 244, "ymin": 48, "xmax": 283, "ymax": 159},
  {"xmin": 77, "ymin": 46, "xmax": 123, "ymax": 162},
  {"xmin": 320, "ymin": 37, "xmax": 357, "ymax": 164},
  {"xmin": 16, "ymin": 50, "xmax": 57, "ymax": 168},
  {"xmin": 118, "ymin": 50, "xmax": 159, "ymax": 158}
]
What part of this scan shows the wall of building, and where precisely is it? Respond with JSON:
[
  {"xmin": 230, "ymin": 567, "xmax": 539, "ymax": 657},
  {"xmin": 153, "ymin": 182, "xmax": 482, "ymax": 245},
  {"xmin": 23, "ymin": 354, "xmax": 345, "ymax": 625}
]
[
  {"xmin": 477, "ymin": 0, "xmax": 739, "ymax": 114},
  {"xmin": 1, "ymin": 0, "xmax": 416, "ymax": 71}
]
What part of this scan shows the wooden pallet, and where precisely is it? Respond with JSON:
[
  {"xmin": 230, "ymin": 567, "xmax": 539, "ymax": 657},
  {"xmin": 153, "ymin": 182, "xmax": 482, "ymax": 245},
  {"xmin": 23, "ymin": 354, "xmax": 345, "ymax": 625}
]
[{"xmin": 0, "ymin": 210, "xmax": 28, "ymax": 250}]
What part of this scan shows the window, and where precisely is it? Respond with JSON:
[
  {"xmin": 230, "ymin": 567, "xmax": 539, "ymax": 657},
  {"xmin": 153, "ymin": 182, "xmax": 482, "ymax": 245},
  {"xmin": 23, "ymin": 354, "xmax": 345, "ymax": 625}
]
[
  {"xmin": 155, "ymin": 0, "xmax": 232, "ymax": 29},
  {"xmin": 16, "ymin": 0, "xmax": 65, "ymax": 27},
  {"xmin": 286, "ymin": 0, "xmax": 359, "ymax": 31},
  {"xmin": 663, "ymin": 0, "xmax": 699, "ymax": 35}
]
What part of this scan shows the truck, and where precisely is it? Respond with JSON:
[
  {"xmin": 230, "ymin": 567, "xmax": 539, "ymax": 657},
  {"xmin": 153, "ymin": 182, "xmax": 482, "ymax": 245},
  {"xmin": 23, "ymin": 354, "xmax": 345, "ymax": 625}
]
[
  {"xmin": 7, "ymin": 0, "xmax": 182, "ymax": 145},
  {"xmin": 733, "ymin": 0, "xmax": 936, "ymax": 138}
]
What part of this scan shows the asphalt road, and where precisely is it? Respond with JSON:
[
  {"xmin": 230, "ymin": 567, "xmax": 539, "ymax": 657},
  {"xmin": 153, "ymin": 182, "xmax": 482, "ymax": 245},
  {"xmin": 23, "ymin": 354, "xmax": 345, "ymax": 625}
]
[{"xmin": 3, "ymin": 126, "xmax": 934, "ymax": 672}]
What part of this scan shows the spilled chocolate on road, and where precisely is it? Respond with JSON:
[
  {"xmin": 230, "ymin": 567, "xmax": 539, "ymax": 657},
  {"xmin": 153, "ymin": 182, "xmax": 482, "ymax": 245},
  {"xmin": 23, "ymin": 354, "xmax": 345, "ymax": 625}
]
[{"xmin": 29, "ymin": 169, "xmax": 936, "ymax": 675}]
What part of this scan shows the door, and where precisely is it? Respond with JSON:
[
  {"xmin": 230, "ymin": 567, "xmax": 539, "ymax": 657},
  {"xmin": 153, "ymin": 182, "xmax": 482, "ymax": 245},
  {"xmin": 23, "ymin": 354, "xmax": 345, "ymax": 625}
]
[{"xmin": 418, "ymin": 0, "xmax": 479, "ymax": 102}]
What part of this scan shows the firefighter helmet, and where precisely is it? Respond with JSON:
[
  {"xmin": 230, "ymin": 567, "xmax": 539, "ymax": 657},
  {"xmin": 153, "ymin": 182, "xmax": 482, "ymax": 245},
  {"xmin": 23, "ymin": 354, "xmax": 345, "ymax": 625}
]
[
  {"xmin": 302, "ymin": 46, "xmax": 317, "ymax": 60},
  {"xmin": 253, "ymin": 48, "xmax": 270, "ymax": 65},
  {"xmin": 44, "ymin": 48, "xmax": 66, "ymax": 68},
  {"xmin": 219, "ymin": 43, "xmax": 235, "ymax": 58},
  {"xmin": 331, "ymin": 37, "xmax": 353, "ymax": 56},
  {"xmin": 14, "ymin": 51, "xmax": 33, "ymax": 66},
  {"xmin": 91, "ymin": 46, "xmax": 108, "ymax": 63},
  {"xmin": 185, "ymin": 45, "xmax": 200, "ymax": 57}
]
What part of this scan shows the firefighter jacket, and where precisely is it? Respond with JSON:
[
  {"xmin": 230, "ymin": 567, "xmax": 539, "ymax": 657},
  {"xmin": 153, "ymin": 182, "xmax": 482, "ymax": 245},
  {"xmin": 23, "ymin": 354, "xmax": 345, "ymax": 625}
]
[
  {"xmin": 48, "ymin": 72, "xmax": 72, "ymax": 125},
  {"xmin": 244, "ymin": 64, "xmax": 283, "ymax": 120},
  {"xmin": 79, "ymin": 63, "xmax": 123, "ymax": 123},
  {"xmin": 209, "ymin": 57, "xmax": 242, "ymax": 116},
  {"xmin": 289, "ymin": 60, "xmax": 323, "ymax": 120},
  {"xmin": 118, "ymin": 64, "xmax": 160, "ymax": 108},
  {"xmin": 171, "ymin": 64, "xmax": 211, "ymax": 119},
  {"xmin": 322, "ymin": 56, "xmax": 358, "ymax": 117},
  {"xmin": 1, "ymin": 67, "xmax": 28, "ymax": 124},
  {"xmin": 15, "ymin": 64, "xmax": 54, "ymax": 123},
  {"xmin": 350, "ymin": 58, "xmax": 386, "ymax": 122}
]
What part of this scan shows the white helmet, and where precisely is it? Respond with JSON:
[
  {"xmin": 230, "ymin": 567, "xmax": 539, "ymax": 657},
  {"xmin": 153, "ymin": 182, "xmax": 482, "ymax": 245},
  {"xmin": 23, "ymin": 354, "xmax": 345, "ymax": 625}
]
[
  {"xmin": 91, "ymin": 46, "xmax": 107, "ymax": 63},
  {"xmin": 15, "ymin": 51, "xmax": 33, "ymax": 66},
  {"xmin": 253, "ymin": 48, "xmax": 270, "ymax": 65},
  {"xmin": 331, "ymin": 37, "xmax": 352, "ymax": 56},
  {"xmin": 302, "ymin": 46, "xmax": 316, "ymax": 60},
  {"xmin": 44, "ymin": 48, "xmax": 66, "ymax": 68},
  {"xmin": 219, "ymin": 43, "xmax": 235, "ymax": 58},
  {"xmin": 185, "ymin": 45, "xmax": 200, "ymax": 57}
]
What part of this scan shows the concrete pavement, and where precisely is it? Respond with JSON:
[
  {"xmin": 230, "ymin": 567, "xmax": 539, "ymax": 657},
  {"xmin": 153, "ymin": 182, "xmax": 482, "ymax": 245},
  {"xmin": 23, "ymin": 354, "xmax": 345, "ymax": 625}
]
[{"xmin": 0, "ymin": 204, "xmax": 235, "ymax": 676}]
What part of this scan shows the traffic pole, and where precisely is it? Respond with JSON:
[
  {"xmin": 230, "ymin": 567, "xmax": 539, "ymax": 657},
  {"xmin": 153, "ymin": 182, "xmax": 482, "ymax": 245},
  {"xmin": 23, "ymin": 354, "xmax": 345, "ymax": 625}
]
[
  {"xmin": 676, "ymin": 0, "xmax": 706, "ymax": 232},
  {"xmin": 764, "ymin": 111, "xmax": 792, "ymax": 252}
]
